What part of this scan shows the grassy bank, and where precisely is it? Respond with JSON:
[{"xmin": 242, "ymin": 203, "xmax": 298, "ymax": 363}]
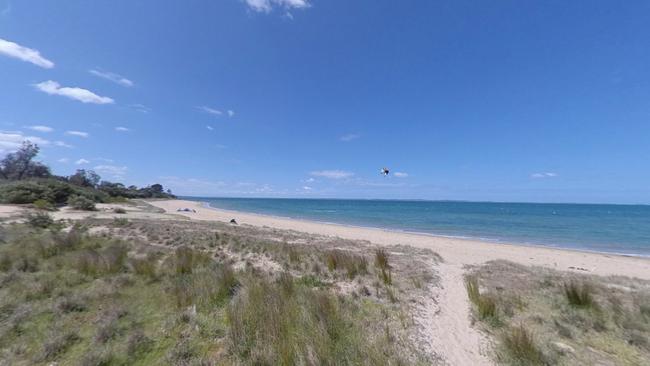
[
  {"xmin": 0, "ymin": 216, "xmax": 438, "ymax": 365},
  {"xmin": 465, "ymin": 260, "xmax": 650, "ymax": 365}
]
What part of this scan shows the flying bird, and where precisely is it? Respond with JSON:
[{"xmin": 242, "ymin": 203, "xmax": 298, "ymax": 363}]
[{"xmin": 380, "ymin": 167, "xmax": 390, "ymax": 176}]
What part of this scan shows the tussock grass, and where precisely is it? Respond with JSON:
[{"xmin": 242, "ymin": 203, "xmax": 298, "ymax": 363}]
[
  {"xmin": 466, "ymin": 275, "xmax": 499, "ymax": 322},
  {"xmin": 564, "ymin": 281, "xmax": 594, "ymax": 308},
  {"xmin": 375, "ymin": 249, "xmax": 392, "ymax": 285},
  {"xmin": 500, "ymin": 325, "xmax": 545, "ymax": 365},
  {"xmin": 76, "ymin": 243, "xmax": 127, "ymax": 276},
  {"xmin": 325, "ymin": 249, "xmax": 368, "ymax": 279},
  {"xmin": 227, "ymin": 275, "xmax": 404, "ymax": 365}
]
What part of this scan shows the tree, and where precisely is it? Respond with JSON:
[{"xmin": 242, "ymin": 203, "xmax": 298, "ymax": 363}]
[
  {"xmin": 68, "ymin": 169, "xmax": 101, "ymax": 188},
  {"xmin": 150, "ymin": 184, "xmax": 163, "ymax": 194},
  {"xmin": 0, "ymin": 141, "xmax": 51, "ymax": 180}
]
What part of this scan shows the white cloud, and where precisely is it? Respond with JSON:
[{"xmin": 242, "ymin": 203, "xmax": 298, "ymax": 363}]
[
  {"xmin": 65, "ymin": 130, "xmax": 89, "ymax": 138},
  {"xmin": 27, "ymin": 125, "xmax": 54, "ymax": 133},
  {"xmin": 115, "ymin": 126, "xmax": 130, "ymax": 132},
  {"xmin": 130, "ymin": 104, "xmax": 151, "ymax": 113},
  {"xmin": 54, "ymin": 140, "xmax": 73, "ymax": 148},
  {"xmin": 94, "ymin": 165, "xmax": 127, "ymax": 178},
  {"xmin": 0, "ymin": 131, "xmax": 50, "ymax": 153},
  {"xmin": 302, "ymin": 186, "xmax": 312, "ymax": 191},
  {"xmin": 198, "ymin": 106, "xmax": 222, "ymax": 116},
  {"xmin": 75, "ymin": 158, "xmax": 90, "ymax": 165},
  {"xmin": 531, "ymin": 172, "xmax": 558, "ymax": 179},
  {"xmin": 245, "ymin": 0, "xmax": 309, "ymax": 13},
  {"xmin": 57, "ymin": 158, "xmax": 69, "ymax": 163},
  {"xmin": 310, "ymin": 170, "xmax": 354, "ymax": 179},
  {"xmin": 206, "ymin": 125, "xmax": 214, "ymax": 131},
  {"xmin": 89, "ymin": 69, "xmax": 134, "ymax": 87},
  {"xmin": 227, "ymin": 110, "xmax": 235, "ymax": 117},
  {"xmin": 34, "ymin": 80, "xmax": 114, "ymax": 104},
  {"xmin": 305, "ymin": 177, "xmax": 315, "ymax": 183},
  {"xmin": 0, "ymin": 38, "xmax": 54, "ymax": 68},
  {"xmin": 339, "ymin": 133, "xmax": 360, "ymax": 142},
  {"xmin": 393, "ymin": 172, "xmax": 409, "ymax": 178}
]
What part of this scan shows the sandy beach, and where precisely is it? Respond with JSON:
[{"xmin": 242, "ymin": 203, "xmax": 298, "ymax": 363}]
[{"xmin": 150, "ymin": 199, "xmax": 650, "ymax": 281}]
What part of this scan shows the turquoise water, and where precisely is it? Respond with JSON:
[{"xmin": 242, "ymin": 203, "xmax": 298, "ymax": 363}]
[{"xmin": 186, "ymin": 197, "xmax": 650, "ymax": 256}]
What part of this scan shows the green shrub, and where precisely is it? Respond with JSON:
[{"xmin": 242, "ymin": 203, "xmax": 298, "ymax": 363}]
[
  {"xmin": 0, "ymin": 179, "xmax": 106, "ymax": 204},
  {"xmin": 25, "ymin": 212, "xmax": 54, "ymax": 228},
  {"xmin": 564, "ymin": 281, "xmax": 594, "ymax": 308},
  {"xmin": 68, "ymin": 195, "xmax": 96, "ymax": 211},
  {"xmin": 32, "ymin": 199, "xmax": 55, "ymax": 211},
  {"xmin": 113, "ymin": 207, "xmax": 127, "ymax": 214}
]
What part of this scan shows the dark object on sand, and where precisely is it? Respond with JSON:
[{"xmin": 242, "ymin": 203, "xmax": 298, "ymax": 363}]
[
  {"xmin": 177, "ymin": 208, "xmax": 196, "ymax": 213},
  {"xmin": 230, "ymin": 219, "xmax": 238, "ymax": 225}
]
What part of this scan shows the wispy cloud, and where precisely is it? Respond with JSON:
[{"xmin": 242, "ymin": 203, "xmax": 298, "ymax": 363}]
[
  {"xmin": 531, "ymin": 172, "xmax": 558, "ymax": 179},
  {"xmin": 198, "ymin": 106, "xmax": 222, "ymax": 116},
  {"xmin": 302, "ymin": 186, "xmax": 313, "ymax": 191},
  {"xmin": 94, "ymin": 165, "xmax": 127, "ymax": 178},
  {"xmin": 227, "ymin": 110, "xmax": 235, "ymax": 117},
  {"xmin": 75, "ymin": 158, "xmax": 90, "ymax": 165},
  {"xmin": 244, "ymin": 0, "xmax": 310, "ymax": 13},
  {"xmin": 130, "ymin": 104, "xmax": 151, "ymax": 113},
  {"xmin": 34, "ymin": 80, "xmax": 114, "ymax": 104},
  {"xmin": 89, "ymin": 68, "xmax": 134, "ymax": 87},
  {"xmin": 310, "ymin": 170, "xmax": 354, "ymax": 179},
  {"xmin": 393, "ymin": 172, "xmax": 409, "ymax": 178},
  {"xmin": 0, "ymin": 38, "xmax": 54, "ymax": 68},
  {"xmin": 65, "ymin": 130, "xmax": 89, "ymax": 138},
  {"xmin": 27, "ymin": 125, "xmax": 54, "ymax": 133},
  {"xmin": 54, "ymin": 140, "xmax": 73, "ymax": 148},
  {"xmin": 0, "ymin": 131, "xmax": 50, "ymax": 153},
  {"xmin": 57, "ymin": 158, "xmax": 69, "ymax": 163},
  {"xmin": 115, "ymin": 127, "xmax": 130, "ymax": 132},
  {"xmin": 339, "ymin": 133, "xmax": 360, "ymax": 142}
]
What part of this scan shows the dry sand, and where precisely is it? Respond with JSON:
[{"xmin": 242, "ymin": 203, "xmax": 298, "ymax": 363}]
[{"xmin": 148, "ymin": 199, "xmax": 650, "ymax": 365}]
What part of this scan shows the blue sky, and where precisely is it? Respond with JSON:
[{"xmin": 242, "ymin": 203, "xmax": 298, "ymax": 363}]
[{"xmin": 1, "ymin": 1, "xmax": 650, "ymax": 203}]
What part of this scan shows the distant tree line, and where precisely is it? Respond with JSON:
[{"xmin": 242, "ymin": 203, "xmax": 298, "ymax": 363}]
[{"xmin": 0, "ymin": 141, "xmax": 175, "ymax": 205}]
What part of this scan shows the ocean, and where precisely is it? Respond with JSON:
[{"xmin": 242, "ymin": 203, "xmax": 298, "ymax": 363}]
[{"xmin": 186, "ymin": 197, "xmax": 650, "ymax": 257}]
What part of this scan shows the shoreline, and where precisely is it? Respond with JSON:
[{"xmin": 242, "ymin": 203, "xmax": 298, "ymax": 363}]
[
  {"xmin": 199, "ymin": 201, "xmax": 650, "ymax": 259},
  {"xmin": 150, "ymin": 199, "xmax": 650, "ymax": 280}
]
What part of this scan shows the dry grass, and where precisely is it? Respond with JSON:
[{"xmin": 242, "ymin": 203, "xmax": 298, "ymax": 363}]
[
  {"xmin": 468, "ymin": 260, "xmax": 650, "ymax": 365},
  {"xmin": 0, "ymin": 218, "xmax": 438, "ymax": 365}
]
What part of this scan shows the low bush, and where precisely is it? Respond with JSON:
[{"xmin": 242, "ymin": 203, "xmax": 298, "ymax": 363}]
[
  {"xmin": 25, "ymin": 212, "xmax": 54, "ymax": 228},
  {"xmin": 113, "ymin": 207, "xmax": 127, "ymax": 214},
  {"xmin": 68, "ymin": 195, "xmax": 96, "ymax": 211},
  {"xmin": 32, "ymin": 199, "xmax": 56, "ymax": 211}
]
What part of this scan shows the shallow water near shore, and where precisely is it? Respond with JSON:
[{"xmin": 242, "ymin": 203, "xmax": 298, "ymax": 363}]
[{"xmin": 186, "ymin": 197, "xmax": 650, "ymax": 257}]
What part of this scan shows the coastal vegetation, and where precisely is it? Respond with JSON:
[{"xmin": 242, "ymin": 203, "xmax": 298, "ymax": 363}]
[
  {"xmin": 466, "ymin": 260, "xmax": 650, "ymax": 365},
  {"xmin": 0, "ymin": 141, "xmax": 175, "ymax": 207},
  {"xmin": 0, "ymin": 212, "xmax": 439, "ymax": 364}
]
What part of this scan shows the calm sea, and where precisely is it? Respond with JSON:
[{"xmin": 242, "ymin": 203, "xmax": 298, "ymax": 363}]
[{"xmin": 186, "ymin": 197, "xmax": 650, "ymax": 257}]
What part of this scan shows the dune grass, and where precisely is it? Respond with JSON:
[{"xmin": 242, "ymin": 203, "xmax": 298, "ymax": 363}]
[
  {"xmin": 467, "ymin": 260, "xmax": 650, "ymax": 366},
  {"xmin": 0, "ymin": 219, "xmax": 433, "ymax": 365}
]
